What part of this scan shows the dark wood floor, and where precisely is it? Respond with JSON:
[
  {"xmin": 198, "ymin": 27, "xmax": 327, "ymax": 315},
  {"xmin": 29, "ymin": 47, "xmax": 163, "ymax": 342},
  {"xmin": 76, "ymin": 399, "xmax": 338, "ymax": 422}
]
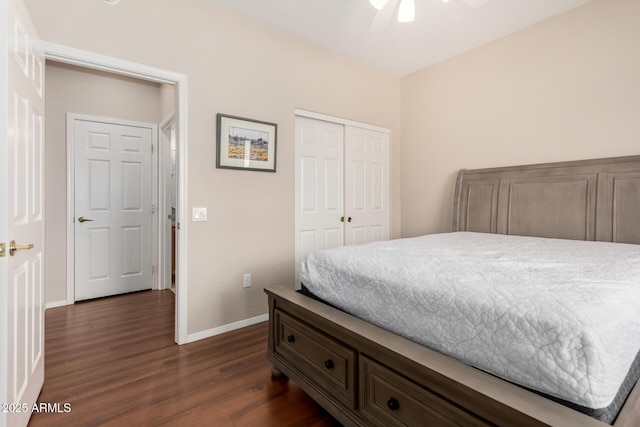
[{"xmin": 29, "ymin": 290, "xmax": 341, "ymax": 427}]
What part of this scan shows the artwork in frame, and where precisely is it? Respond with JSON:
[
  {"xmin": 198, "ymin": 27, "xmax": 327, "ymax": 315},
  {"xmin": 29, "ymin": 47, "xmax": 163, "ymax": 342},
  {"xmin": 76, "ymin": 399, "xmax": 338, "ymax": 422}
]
[{"xmin": 216, "ymin": 113, "xmax": 277, "ymax": 172}]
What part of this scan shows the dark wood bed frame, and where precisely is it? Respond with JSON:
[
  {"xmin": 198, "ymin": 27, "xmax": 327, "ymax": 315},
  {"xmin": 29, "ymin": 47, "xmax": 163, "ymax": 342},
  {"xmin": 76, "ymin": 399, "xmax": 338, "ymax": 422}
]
[{"xmin": 265, "ymin": 155, "xmax": 640, "ymax": 426}]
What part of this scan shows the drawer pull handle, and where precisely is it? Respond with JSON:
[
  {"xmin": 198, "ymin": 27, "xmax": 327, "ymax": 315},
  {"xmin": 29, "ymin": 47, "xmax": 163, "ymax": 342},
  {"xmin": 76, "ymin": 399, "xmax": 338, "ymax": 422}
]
[
  {"xmin": 387, "ymin": 397, "xmax": 400, "ymax": 411},
  {"xmin": 324, "ymin": 359, "xmax": 334, "ymax": 369},
  {"xmin": 286, "ymin": 334, "xmax": 295, "ymax": 343}
]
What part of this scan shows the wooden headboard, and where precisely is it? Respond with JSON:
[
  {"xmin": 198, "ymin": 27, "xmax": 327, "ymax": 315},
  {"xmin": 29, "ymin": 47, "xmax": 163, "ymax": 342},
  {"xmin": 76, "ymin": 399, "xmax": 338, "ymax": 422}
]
[{"xmin": 453, "ymin": 155, "xmax": 640, "ymax": 244}]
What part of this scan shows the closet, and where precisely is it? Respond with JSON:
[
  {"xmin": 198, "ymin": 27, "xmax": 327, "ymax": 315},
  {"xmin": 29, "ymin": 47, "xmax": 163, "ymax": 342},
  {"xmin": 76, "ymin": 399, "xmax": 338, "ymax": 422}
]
[{"xmin": 294, "ymin": 113, "xmax": 391, "ymax": 286}]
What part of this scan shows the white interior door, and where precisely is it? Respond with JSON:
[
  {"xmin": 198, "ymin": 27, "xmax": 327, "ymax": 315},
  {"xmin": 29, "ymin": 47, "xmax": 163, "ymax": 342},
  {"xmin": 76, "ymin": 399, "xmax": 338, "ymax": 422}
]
[
  {"xmin": 1, "ymin": 0, "xmax": 45, "ymax": 426},
  {"xmin": 294, "ymin": 116, "xmax": 345, "ymax": 287},
  {"xmin": 71, "ymin": 116, "xmax": 155, "ymax": 301},
  {"xmin": 344, "ymin": 126, "xmax": 390, "ymax": 245}
]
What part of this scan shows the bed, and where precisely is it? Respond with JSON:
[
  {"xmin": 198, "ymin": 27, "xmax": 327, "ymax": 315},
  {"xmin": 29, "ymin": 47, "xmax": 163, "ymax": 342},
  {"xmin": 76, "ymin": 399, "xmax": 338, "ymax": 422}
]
[{"xmin": 265, "ymin": 155, "xmax": 640, "ymax": 426}]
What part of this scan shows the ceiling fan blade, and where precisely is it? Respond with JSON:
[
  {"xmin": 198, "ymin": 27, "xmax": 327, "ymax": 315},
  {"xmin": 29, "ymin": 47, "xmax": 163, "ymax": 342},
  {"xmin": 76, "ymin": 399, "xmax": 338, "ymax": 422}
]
[
  {"xmin": 370, "ymin": 0, "xmax": 399, "ymax": 31},
  {"xmin": 460, "ymin": 0, "xmax": 489, "ymax": 7},
  {"xmin": 397, "ymin": 0, "xmax": 415, "ymax": 22},
  {"xmin": 369, "ymin": 0, "xmax": 388, "ymax": 10}
]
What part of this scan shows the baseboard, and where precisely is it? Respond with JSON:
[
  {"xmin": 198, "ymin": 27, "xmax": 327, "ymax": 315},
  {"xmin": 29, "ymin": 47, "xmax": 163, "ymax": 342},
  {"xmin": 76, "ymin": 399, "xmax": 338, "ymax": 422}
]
[
  {"xmin": 186, "ymin": 313, "xmax": 268, "ymax": 343},
  {"xmin": 45, "ymin": 300, "xmax": 71, "ymax": 310}
]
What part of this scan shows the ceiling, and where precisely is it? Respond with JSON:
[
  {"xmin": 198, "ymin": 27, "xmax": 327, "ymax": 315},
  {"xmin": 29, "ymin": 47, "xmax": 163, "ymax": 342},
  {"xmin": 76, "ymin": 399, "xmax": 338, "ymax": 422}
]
[{"xmin": 210, "ymin": 0, "xmax": 593, "ymax": 76}]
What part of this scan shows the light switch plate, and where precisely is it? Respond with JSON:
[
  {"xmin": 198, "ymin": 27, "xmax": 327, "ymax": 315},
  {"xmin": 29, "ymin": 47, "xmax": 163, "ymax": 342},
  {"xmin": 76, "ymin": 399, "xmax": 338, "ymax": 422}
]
[{"xmin": 192, "ymin": 207, "xmax": 207, "ymax": 222}]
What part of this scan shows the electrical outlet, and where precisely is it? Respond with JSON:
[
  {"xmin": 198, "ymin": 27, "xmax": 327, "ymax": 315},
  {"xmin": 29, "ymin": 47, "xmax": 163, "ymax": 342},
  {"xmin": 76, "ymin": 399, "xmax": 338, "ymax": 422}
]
[{"xmin": 243, "ymin": 273, "xmax": 252, "ymax": 288}]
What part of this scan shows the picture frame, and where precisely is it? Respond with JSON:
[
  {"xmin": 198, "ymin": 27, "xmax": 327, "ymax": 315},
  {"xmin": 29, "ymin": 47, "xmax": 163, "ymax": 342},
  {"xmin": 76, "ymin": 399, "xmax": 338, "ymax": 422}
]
[{"xmin": 216, "ymin": 113, "xmax": 278, "ymax": 172}]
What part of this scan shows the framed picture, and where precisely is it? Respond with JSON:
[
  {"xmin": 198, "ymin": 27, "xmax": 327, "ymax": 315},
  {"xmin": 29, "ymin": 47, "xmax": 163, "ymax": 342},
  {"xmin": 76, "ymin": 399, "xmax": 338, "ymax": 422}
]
[{"xmin": 216, "ymin": 113, "xmax": 277, "ymax": 172}]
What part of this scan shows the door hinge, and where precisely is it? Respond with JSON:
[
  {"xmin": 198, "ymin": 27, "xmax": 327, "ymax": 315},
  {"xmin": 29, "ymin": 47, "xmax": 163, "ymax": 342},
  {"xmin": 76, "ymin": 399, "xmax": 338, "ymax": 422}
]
[
  {"xmin": 152, "ymin": 265, "xmax": 155, "ymax": 274},
  {"xmin": 151, "ymin": 204, "xmax": 155, "ymax": 214},
  {"xmin": 151, "ymin": 144, "xmax": 154, "ymax": 154}
]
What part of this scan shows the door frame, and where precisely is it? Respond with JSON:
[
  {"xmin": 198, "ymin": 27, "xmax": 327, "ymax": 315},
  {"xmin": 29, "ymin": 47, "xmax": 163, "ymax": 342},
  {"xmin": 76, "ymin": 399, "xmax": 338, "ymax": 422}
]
[
  {"xmin": 159, "ymin": 114, "xmax": 176, "ymax": 290},
  {"xmin": 294, "ymin": 109, "xmax": 391, "ymax": 134},
  {"xmin": 45, "ymin": 42, "xmax": 189, "ymax": 344},
  {"xmin": 67, "ymin": 114, "xmax": 158, "ymax": 300}
]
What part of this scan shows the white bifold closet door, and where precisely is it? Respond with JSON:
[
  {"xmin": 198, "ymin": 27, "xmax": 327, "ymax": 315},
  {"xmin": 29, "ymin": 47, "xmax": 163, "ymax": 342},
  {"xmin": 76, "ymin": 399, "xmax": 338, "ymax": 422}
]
[{"xmin": 294, "ymin": 115, "xmax": 390, "ymax": 287}]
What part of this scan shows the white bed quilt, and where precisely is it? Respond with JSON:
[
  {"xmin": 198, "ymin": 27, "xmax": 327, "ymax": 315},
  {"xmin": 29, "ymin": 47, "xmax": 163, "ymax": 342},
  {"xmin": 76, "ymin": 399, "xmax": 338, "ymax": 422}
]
[{"xmin": 300, "ymin": 232, "xmax": 640, "ymax": 409}]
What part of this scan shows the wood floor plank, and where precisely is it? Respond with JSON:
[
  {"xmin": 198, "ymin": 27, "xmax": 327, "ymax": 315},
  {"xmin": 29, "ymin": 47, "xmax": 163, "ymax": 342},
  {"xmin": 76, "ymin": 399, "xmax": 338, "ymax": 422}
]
[{"xmin": 28, "ymin": 290, "xmax": 341, "ymax": 427}]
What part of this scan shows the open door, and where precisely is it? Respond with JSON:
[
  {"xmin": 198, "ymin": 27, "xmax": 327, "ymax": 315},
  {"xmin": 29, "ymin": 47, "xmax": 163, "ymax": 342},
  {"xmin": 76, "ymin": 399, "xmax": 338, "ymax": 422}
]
[{"xmin": 0, "ymin": 0, "xmax": 46, "ymax": 426}]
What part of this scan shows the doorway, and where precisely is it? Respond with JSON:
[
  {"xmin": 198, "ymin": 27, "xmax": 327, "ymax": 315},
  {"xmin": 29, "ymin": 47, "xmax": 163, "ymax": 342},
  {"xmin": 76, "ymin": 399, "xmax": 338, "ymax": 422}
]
[{"xmin": 44, "ymin": 43, "xmax": 189, "ymax": 344}]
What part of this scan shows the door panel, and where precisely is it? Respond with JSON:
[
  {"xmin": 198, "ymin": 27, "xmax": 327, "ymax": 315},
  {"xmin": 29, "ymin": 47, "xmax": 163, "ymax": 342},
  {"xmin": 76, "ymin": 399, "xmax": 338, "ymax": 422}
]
[
  {"xmin": 13, "ymin": 90, "xmax": 29, "ymax": 222},
  {"xmin": 344, "ymin": 126, "xmax": 390, "ymax": 246},
  {"xmin": 89, "ymin": 159, "xmax": 110, "ymax": 209},
  {"xmin": 350, "ymin": 161, "xmax": 366, "ymax": 210},
  {"xmin": 295, "ymin": 117, "xmax": 345, "ymax": 286},
  {"xmin": 88, "ymin": 228, "xmax": 110, "ymax": 280},
  {"xmin": 2, "ymin": 0, "xmax": 46, "ymax": 426},
  {"xmin": 122, "ymin": 226, "xmax": 143, "ymax": 275},
  {"xmin": 73, "ymin": 118, "xmax": 154, "ymax": 301}
]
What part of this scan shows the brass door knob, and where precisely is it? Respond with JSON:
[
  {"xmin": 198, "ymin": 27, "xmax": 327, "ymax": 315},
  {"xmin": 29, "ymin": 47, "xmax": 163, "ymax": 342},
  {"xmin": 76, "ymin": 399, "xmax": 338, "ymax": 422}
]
[
  {"xmin": 77, "ymin": 217, "xmax": 94, "ymax": 223},
  {"xmin": 9, "ymin": 240, "xmax": 34, "ymax": 256}
]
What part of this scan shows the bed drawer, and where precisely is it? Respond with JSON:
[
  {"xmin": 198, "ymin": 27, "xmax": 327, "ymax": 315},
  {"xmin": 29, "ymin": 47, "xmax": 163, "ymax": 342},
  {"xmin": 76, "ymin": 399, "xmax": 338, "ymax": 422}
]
[
  {"xmin": 274, "ymin": 309, "xmax": 356, "ymax": 409},
  {"xmin": 360, "ymin": 356, "xmax": 491, "ymax": 427}
]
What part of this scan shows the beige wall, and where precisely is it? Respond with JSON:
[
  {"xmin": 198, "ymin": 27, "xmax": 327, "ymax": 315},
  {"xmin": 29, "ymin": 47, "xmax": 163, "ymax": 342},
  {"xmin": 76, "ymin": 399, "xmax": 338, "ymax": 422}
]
[
  {"xmin": 28, "ymin": 0, "xmax": 402, "ymax": 335},
  {"xmin": 44, "ymin": 61, "xmax": 162, "ymax": 304},
  {"xmin": 401, "ymin": 0, "xmax": 640, "ymax": 237}
]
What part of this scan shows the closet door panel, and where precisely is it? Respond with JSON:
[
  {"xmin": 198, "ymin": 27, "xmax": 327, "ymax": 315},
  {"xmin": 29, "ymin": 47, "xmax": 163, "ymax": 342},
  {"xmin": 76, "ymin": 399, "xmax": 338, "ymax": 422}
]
[
  {"xmin": 344, "ymin": 126, "xmax": 390, "ymax": 246},
  {"xmin": 295, "ymin": 117, "xmax": 345, "ymax": 287}
]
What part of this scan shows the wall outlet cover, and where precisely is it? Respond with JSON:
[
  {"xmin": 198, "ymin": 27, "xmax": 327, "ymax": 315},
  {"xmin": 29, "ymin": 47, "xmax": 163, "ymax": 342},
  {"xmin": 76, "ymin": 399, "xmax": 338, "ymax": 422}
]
[{"xmin": 243, "ymin": 273, "xmax": 252, "ymax": 288}]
